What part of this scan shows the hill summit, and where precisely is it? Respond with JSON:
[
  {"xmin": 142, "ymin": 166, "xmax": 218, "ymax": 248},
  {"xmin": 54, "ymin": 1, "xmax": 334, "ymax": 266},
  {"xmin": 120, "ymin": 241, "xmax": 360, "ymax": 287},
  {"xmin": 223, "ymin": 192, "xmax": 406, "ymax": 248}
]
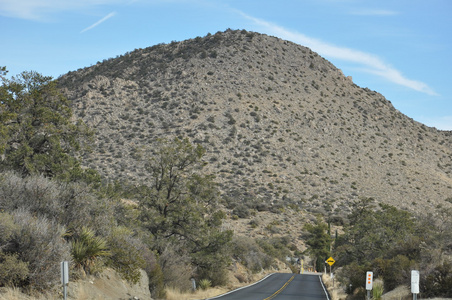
[{"xmin": 58, "ymin": 29, "xmax": 452, "ymax": 218}]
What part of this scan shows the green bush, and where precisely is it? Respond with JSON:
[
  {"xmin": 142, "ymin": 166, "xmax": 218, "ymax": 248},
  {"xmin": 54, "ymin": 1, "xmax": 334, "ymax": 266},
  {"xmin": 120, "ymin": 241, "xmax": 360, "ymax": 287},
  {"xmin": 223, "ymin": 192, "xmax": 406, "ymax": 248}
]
[
  {"xmin": 232, "ymin": 204, "xmax": 250, "ymax": 218},
  {"xmin": 256, "ymin": 237, "xmax": 291, "ymax": 262},
  {"xmin": 375, "ymin": 255, "xmax": 414, "ymax": 291},
  {"xmin": 191, "ymin": 231, "xmax": 232, "ymax": 286},
  {"xmin": 147, "ymin": 258, "xmax": 166, "ymax": 299},
  {"xmin": 106, "ymin": 227, "xmax": 145, "ymax": 284},
  {"xmin": 337, "ymin": 262, "xmax": 370, "ymax": 296},
  {"xmin": 0, "ymin": 252, "xmax": 29, "ymax": 286}
]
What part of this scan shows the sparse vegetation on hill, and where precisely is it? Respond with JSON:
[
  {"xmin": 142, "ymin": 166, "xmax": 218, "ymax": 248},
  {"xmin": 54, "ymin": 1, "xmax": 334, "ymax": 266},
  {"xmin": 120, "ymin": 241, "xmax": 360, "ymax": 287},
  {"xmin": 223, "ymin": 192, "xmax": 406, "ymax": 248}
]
[{"xmin": 58, "ymin": 29, "xmax": 452, "ymax": 219}]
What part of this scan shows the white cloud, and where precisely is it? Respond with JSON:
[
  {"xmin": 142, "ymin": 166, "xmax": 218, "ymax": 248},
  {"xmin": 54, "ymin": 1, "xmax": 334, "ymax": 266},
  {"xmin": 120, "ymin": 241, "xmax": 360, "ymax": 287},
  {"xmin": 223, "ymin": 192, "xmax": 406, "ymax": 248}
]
[
  {"xmin": 80, "ymin": 11, "xmax": 117, "ymax": 33},
  {"xmin": 0, "ymin": 0, "xmax": 125, "ymax": 20},
  {"xmin": 240, "ymin": 12, "xmax": 438, "ymax": 96}
]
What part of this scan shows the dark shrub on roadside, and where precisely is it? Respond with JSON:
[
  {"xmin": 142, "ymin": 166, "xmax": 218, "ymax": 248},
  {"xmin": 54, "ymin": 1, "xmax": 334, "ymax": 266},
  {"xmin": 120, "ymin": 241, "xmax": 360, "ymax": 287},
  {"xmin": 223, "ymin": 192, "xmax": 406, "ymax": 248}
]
[{"xmin": 421, "ymin": 260, "xmax": 452, "ymax": 298}]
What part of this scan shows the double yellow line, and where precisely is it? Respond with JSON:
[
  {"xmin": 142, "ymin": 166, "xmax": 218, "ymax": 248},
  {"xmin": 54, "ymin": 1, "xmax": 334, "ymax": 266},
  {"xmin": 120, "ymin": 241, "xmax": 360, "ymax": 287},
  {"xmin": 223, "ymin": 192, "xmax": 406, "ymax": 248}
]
[{"xmin": 263, "ymin": 275, "xmax": 295, "ymax": 300}]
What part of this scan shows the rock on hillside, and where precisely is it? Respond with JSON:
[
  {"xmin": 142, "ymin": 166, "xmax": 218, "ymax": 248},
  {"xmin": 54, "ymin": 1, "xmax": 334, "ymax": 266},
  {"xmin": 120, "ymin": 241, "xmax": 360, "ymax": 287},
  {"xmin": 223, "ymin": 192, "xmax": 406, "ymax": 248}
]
[{"xmin": 58, "ymin": 29, "xmax": 452, "ymax": 218}]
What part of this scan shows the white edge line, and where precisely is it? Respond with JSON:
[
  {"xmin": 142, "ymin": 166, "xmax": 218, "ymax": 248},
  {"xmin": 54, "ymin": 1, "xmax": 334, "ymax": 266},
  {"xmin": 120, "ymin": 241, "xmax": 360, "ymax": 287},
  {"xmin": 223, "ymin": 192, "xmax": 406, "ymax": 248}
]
[
  {"xmin": 318, "ymin": 275, "xmax": 331, "ymax": 300},
  {"xmin": 204, "ymin": 273, "xmax": 276, "ymax": 300}
]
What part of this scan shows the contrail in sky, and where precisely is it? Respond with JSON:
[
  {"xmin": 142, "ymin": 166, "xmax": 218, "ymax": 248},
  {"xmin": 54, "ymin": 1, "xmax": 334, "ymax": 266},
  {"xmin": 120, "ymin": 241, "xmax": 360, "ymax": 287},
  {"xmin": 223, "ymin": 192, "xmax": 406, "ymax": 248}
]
[{"xmin": 81, "ymin": 11, "xmax": 117, "ymax": 33}]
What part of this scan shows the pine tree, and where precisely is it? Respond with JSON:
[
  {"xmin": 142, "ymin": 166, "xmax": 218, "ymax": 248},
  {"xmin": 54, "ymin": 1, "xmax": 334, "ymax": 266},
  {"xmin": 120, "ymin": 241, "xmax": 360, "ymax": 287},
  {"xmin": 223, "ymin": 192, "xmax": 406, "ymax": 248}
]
[
  {"xmin": 0, "ymin": 68, "xmax": 98, "ymax": 183},
  {"xmin": 303, "ymin": 216, "xmax": 331, "ymax": 271}
]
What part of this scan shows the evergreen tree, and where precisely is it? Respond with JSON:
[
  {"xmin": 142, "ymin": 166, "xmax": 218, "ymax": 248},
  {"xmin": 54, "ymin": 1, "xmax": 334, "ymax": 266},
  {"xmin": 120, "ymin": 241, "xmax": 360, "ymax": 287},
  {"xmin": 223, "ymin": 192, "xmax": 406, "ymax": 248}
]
[
  {"xmin": 303, "ymin": 216, "xmax": 331, "ymax": 271},
  {"xmin": 0, "ymin": 68, "xmax": 97, "ymax": 182},
  {"xmin": 139, "ymin": 138, "xmax": 232, "ymax": 284}
]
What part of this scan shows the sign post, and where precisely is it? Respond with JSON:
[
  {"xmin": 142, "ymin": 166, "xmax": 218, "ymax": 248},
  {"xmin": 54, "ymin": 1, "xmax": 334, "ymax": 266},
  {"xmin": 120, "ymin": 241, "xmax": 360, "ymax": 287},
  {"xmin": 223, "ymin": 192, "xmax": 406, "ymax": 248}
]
[
  {"xmin": 326, "ymin": 257, "xmax": 335, "ymax": 286},
  {"xmin": 366, "ymin": 271, "xmax": 373, "ymax": 300},
  {"xmin": 61, "ymin": 261, "xmax": 69, "ymax": 300},
  {"xmin": 411, "ymin": 270, "xmax": 420, "ymax": 300}
]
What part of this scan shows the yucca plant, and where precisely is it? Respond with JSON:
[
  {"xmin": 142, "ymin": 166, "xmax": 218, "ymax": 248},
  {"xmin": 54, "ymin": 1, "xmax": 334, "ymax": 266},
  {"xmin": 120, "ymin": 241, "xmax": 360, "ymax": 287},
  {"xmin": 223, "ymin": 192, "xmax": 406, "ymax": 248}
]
[
  {"xmin": 198, "ymin": 279, "xmax": 212, "ymax": 290},
  {"xmin": 71, "ymin": 227, "xmax": 111, "ymax": 274}
]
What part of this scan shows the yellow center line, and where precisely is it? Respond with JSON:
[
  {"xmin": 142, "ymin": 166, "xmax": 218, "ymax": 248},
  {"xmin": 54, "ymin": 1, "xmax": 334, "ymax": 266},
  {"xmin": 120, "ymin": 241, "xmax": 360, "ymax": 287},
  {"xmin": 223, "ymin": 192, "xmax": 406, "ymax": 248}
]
[{"xmin": 263, "ymin": 275, "xmax": 296, "ymax": 300}]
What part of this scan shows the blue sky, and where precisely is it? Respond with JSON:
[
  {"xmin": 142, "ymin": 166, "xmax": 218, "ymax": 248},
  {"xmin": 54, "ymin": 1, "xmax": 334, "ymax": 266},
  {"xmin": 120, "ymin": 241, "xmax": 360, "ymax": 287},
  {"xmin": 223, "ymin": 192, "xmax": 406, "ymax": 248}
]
[{"xmin": 1, "ymin": 0, "xmax": 451, "ymax": 130}]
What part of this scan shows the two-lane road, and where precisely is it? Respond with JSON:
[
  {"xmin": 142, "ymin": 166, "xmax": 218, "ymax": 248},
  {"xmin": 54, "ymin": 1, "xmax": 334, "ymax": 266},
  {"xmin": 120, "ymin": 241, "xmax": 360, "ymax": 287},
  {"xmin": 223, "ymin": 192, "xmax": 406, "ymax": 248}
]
[{"xmin": 206, "ymin": 273, "xmax": 330, "ymax": 300}]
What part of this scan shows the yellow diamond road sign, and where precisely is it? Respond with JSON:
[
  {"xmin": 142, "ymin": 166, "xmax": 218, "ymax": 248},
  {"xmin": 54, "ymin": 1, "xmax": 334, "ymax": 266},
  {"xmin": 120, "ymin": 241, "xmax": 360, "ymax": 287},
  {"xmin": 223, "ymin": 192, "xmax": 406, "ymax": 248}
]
[{"xmin": 326, "ymin": 257, "xmax": 335, "ymax": 266}]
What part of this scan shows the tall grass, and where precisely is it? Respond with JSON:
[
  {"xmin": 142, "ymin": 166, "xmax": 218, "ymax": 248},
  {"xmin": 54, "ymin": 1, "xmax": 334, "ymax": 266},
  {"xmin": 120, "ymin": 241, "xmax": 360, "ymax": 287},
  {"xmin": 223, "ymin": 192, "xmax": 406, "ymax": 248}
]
[{"xmin": 373, "ymin": 281, "xmax": 384, "ymax": 300}]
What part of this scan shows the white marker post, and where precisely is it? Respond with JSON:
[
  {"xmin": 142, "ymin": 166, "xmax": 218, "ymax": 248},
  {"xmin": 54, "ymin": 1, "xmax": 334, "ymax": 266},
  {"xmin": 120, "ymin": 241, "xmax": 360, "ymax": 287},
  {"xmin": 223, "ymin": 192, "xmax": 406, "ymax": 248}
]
[
  {"xmin": 411, "ymin": 270, "xmax": 420, "ymax": 300},
  {"xmin": 61, "ymin": 261, "xmax": 69, "ymax": 300},
  {"xmin": 365, "ymin": 271, "xmax": 373, "ymax": 300}
]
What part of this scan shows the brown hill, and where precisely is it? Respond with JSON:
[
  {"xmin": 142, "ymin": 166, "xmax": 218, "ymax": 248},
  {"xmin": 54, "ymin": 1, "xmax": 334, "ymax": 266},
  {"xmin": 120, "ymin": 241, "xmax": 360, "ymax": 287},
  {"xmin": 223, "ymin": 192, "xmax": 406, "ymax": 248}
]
[{"xmin": 58, "ymin": 29, "xmax": 452, "ymax": 219}]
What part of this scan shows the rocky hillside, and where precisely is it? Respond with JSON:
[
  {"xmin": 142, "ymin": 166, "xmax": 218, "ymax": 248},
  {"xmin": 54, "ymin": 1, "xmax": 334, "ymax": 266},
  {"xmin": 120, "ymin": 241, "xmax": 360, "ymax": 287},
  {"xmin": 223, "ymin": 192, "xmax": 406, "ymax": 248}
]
[{"xmin": 58, "ymin": 29, "xmax": 452, "ymax": 218}]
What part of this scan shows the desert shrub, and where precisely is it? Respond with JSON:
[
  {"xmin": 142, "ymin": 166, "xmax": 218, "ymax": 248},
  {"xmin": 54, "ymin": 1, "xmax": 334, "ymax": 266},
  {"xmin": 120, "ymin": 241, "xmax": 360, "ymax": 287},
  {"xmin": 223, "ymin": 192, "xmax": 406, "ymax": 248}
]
[
  {"xmin": 71, "ymin": 227, "xmax": 111, "ymax": 274},
  {"xmin": 0, "ymin": 252, "xmax": 29, "ymax": 287},
  {"xmin": 255, "ymin": 203, "xmax": 270, "ymax": 212},
  {"xmin": 0, "ymin": 172, "xmax": 115, "ymax": 233},
  {"xmin": 147, "ymin": 257, "xmax": 166, "ymax": 299},
  {"xmin": 337, "ymin": 261, "xmax": 370, "ymax": 296},
  {"xmin": 158, "ymin": 244, "xmax": 193, "ymax": 291},
  {"xmin": 57, "ymin": 181, "xmax": 116, "ymax": 234},
  {"xmin": 289, "ymin": 264, "xmax": 299, "ymax": 274},
  {"xmin": 234, "ymin": 273, "xmax": 246, "ymax": 283},
  {"xmin": 0, "ymin": 209, "xmax": 71, "ymax": 290},
  {"xmin": 374, "ymin": 255, "xmax": 414, "ymax": 291},
  {"xmin": 231, "ymin": 236, "xmax": 273, "ymax": 272},
  {"xmin": 0, "ymin": 212, "xmax": 17, "ymax": 245},
  {"xmin": 249, "ymin": 219, "xmax": 259, "ymax": 228},
  {"xmin": 0, "ymin": 172, "xmax": 60, "ymax": 216},
  {"xmin": 106, "ymin": 227, "xmax": 146, "ymax": 284},
  {"xmin": 232, "ymin": 204, "xmax": 250, "ymax": 218},
  {"xmin": 256, "ymin": 237, "xmax": 291, "ymax": 262},
  {"xmin": 190, "ymin": 230, "xmax": 232, "ymax": 287}
]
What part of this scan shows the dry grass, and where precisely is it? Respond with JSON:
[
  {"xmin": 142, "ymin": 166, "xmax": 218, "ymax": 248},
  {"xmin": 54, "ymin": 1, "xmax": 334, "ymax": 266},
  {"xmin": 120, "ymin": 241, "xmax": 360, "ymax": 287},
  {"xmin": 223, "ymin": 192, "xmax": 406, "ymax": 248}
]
[
  {"xmin": 321, "ymin": 273, "xmax": 347, "ymax": 300},
  {"xmin": 0, "ymin": 287, "xmax": 57, "ymax": 300},
  {"xmin": 165, "ymin": 286, "xmax": 229, "ymax": 300},
  {"xmin": 381, "ymin": 286, "xmax": 410, "ymax": 300}
]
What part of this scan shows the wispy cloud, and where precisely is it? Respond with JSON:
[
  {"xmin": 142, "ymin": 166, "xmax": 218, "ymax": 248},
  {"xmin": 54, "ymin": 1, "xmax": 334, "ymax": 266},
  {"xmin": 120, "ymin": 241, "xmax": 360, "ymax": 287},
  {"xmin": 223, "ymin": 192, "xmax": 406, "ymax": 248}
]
[
  {"xmin": 0, "ymin": 0, "xmax": 125, "ymax": 20},
  {"xmin": 80, "ymin": 11, "xmax": 117, "ymax": 33},
  {"xmin": 239, "ymin": 12, "xmax": 438, "ymax": 96}
]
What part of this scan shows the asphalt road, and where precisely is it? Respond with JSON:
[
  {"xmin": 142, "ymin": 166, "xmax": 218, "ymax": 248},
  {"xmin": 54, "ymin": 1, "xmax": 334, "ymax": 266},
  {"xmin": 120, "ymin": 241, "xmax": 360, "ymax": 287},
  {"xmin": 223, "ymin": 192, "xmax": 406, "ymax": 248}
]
[{"xmin": 206, "ymin": 273, "xmax": 330, "ymax": 300}]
